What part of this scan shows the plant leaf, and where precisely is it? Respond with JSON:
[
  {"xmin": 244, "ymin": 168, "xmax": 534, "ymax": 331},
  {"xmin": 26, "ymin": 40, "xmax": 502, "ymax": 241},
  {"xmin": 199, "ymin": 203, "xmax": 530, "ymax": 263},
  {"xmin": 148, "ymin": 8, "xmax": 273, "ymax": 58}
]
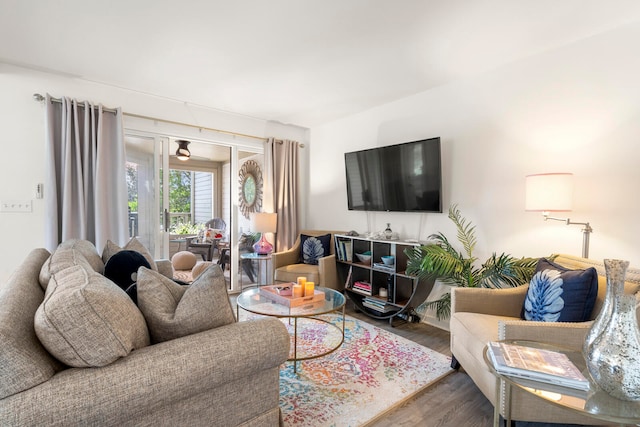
[{"xmin": 448, "ymin": 204, "xmax": 477, "ymax": 260}]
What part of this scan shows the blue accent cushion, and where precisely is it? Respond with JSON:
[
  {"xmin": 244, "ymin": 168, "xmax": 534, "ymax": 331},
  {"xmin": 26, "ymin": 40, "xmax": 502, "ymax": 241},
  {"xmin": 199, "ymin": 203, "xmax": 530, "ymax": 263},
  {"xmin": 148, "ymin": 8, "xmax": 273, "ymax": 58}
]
[
  {"xmin": 299, "ymin": 234, "xmax": 331, "ymax": 265},
  {"xmin": 522, "ymin": 258, "xmax": 598, "ymax": 322}
]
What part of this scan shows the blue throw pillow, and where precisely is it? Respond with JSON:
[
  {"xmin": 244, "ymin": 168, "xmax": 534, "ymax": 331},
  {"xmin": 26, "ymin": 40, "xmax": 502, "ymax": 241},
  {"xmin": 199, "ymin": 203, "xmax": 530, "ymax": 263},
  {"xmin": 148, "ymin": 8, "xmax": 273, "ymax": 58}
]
[
  {"xmin": 104, "ymin": 250, "xmax": 151, "ymax": 291},
  {"xmin": 522, "ymin": 258, "xmax": 598, "ymax": 322},
  {"xmin": 299, "ymin": 234, "xmax": 331, "ymax": 265}
]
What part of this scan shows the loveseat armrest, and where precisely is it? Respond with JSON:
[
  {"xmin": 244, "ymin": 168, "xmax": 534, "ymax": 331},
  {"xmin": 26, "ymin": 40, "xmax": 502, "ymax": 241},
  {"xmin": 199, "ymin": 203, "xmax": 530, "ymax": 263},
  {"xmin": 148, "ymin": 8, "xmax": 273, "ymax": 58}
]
[
  {"xmin": 499, "ymin": 319, "xmax": 592, "ymax": 351},
  {"xmin": 1, "ymin": 318, "xmax": 289, "ymax": 426},
  {"xmin": 452, "ymin": 285, "xmax": 529, "ymax": 317}
]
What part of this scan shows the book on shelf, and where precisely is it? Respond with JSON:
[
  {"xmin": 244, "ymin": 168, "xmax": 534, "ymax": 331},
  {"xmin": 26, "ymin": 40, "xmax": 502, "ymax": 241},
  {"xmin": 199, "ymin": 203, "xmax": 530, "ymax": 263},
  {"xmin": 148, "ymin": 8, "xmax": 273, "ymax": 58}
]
[
  {"xmin": 373, "ymin": 262, "xmax": 395, "ymax": 273},
  {"xmin": 487, "ymin": 341, "xmax": 590, "ymax": 391},
  {"xmin": 362, "ymin": 296, "xmax": 396, "ymax": 313},
  {"xmin": 344, "ymin": 266, "xmax": 353, "ymax": 290},
  {"xmin": 352, "ymin": 281, "xmax": 372, "ymax": 295},
  {"xmin": 335, "ymin": 239, "xmax": 352, "ymax": 262}
]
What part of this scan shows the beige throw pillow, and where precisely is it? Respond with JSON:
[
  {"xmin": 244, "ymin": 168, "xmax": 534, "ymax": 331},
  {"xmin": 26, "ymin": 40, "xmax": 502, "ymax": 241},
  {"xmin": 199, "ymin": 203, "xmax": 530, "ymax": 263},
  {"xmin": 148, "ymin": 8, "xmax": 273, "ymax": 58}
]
[
  {"xmin": 137, "ymin": 264, "xmax": 235, "ymax": 343},
  {"xmin": 102, "ymin": 237, "xmax": 157, "ymax": 271},
  {"xmin": 39, "ymin": 248, "xmax": 94, "ymax": 290},
  {"xmin": 34, "ymin": 264, "xmax": 150, "ymax": 367}
]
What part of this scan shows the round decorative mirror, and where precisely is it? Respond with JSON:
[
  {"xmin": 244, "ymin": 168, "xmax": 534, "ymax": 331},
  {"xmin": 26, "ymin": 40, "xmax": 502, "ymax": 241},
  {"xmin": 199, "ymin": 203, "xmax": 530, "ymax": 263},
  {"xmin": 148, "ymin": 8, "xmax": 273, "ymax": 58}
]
[{"xmin": 239, "ymin": 160, "xmax": 263, "ymax": 219}]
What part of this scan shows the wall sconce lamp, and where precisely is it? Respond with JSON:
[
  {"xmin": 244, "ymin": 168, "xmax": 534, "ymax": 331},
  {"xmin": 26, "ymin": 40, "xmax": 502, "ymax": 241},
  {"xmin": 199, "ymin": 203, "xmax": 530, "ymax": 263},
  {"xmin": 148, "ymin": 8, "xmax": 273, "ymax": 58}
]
[
  {"xmin": 250, "ymin": 212, "xmax": 277, "ymax": 255},
  {"xmin": 525, "ymin": 173, "xmax": 593, "ymax": 258},
  {"xmin": 175, "ymin": 140, "xmax": 191, "ymax": 161}
]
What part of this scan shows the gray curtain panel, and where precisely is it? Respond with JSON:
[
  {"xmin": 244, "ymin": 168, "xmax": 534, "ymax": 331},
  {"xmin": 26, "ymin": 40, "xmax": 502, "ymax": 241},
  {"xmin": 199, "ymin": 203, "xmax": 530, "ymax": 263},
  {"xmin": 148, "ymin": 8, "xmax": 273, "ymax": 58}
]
[
  {"xmin": 265, "ymin": 138, "xmax": 300, "ymax": 251},
  {"xmin": 44, "ymin": 94, "xmax": 128, "ymax": 251}
]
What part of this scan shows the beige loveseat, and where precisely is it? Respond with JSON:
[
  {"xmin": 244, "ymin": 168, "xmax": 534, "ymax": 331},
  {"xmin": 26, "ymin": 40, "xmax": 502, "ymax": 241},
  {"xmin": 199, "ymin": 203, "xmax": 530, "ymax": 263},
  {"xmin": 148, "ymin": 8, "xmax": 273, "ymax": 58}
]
[
  {"xmin": 272, "ymin": 230, "xmax": 344, "ymax": 289},
  {"xmin": 450, "ymin": 254, "xmax": 640, "ymax": 425},
  {"xmin": 0, "ymin": 240, "xmax": 290, "ymax": 426}
]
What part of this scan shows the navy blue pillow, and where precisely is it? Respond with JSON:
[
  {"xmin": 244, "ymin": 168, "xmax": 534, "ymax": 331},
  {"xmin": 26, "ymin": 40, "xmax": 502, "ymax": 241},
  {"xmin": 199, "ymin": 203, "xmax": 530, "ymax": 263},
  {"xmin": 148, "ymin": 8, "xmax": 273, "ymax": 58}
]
[
  {"xmin": 522, "ymin": 258, "xmax": 598, "ymax": 322},
  {"xmin": 299, "ymin": 234, "xmax": 331, "ymax": 265},
  {"xmin": 104, "ymin": 250, "xmax": 151, "ymax": 291}
]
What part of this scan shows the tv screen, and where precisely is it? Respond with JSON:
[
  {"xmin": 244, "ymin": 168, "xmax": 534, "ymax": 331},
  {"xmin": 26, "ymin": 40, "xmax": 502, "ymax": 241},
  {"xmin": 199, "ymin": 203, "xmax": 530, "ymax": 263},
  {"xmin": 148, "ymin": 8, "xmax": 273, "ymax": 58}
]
[{"xmin": 344, "ymin": 137, "xmax": 442, "ymax": 212}]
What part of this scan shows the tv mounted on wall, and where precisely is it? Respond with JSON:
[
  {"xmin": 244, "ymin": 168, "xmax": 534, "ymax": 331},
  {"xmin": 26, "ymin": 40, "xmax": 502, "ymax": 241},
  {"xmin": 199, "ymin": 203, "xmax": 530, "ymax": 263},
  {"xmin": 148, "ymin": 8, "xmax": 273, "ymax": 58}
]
[{"xmin": 344, "ymin": 137, "xmax": 442, "ymax": 213}]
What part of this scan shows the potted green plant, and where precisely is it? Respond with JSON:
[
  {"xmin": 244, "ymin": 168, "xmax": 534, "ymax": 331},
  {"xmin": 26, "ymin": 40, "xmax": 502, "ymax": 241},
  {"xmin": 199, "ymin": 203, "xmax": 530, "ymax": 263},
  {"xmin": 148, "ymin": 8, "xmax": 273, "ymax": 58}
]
[{"xmin": 405, "ymin": 204, "xmax": 540, "ymax": 321}]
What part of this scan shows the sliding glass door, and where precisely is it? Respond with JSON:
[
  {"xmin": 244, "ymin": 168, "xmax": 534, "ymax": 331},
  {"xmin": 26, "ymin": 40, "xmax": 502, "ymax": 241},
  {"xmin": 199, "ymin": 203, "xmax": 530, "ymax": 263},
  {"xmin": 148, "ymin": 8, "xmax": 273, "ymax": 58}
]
[{"xmin": 125, "ymin": 134, "xmax": 169, "ymax": 259}]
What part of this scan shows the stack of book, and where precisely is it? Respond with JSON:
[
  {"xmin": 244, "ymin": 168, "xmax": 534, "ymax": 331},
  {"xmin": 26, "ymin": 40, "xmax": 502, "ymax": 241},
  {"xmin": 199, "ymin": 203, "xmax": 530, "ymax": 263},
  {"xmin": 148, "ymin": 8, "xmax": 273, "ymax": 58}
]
[
  {"xmin": 373, "ymin": 262, "xmax": 394, "ymax": 273},
  {"xmin": 335, "ymin": 239, "xmax": 353, "ymax": 262},
  {"xmin": 362, "ymin": 296, "xmax": 396, "ymax": 314},
  {"xmin": 487, "ymin": 341, "xmax": 590, "ymax": 391},
  {"xmin": 352, "ymin": 281, "xmax": 372, "ymax": 295}
]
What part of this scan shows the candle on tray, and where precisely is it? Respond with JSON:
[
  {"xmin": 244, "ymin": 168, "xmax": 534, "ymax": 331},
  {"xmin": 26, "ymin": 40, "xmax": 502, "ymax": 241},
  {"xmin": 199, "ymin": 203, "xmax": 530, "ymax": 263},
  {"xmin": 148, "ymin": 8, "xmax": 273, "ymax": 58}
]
[
  {"xmin": 304, "ymin": 281, "xmax": 315, "ymax": 297},
  {"xmin": 293, "ymin": 284, "xmax": 304, "ymax": 298},
  {"xmin": 297, "ymin": 276, "xmax": 307, "ymax": 287}
]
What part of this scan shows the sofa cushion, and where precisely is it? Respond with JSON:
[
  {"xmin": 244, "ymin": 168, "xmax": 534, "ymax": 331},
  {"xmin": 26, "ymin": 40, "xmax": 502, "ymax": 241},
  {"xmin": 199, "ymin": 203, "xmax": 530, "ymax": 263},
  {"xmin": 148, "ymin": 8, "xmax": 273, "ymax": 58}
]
[
  {"xmin": 137, "ymin": 264, "xmax": 235, "ymax": 343},
  {"xmin": 0, "ymin": 249, "xmax": 63, "ymax": 400},
  {"xmin": 299, "ymin": 233, "xmax": 331, "ymax": 265},
  {"xmin": 522, "ymin": 258, "xmax": 598, "ymax": 322},
  {"xmin": 34, "ymin": 264, "xmax": 150, "ymax": 367},
  {"xmin": 274, "ymin": 263, "xmax": 321, "ymax": 284},
  {"xmin": 102, "ymin": 237, "xmax": 157, "ymax": 271},
  {"xmin": 39, "ymin": 248, "xmax": 95, "ymax": 290},
  {"xmin": 57, "ymin": 239, "xmax": 105, "ymax": 274},
  {"xmin": 104, "ymin": 250, "xmax": 151, "ymax": 291}
]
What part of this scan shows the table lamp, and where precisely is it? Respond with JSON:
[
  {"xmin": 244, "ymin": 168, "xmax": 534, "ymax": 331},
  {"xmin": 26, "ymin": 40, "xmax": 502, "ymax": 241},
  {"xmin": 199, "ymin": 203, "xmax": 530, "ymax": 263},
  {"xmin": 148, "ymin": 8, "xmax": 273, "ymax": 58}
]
[
  {"xmin": 250, "ymin": 212, "xmax": 277, "ymax": 255},
  {"xmin": 525, "ymin": 173, "xmax": 593, "ymax": 258}
]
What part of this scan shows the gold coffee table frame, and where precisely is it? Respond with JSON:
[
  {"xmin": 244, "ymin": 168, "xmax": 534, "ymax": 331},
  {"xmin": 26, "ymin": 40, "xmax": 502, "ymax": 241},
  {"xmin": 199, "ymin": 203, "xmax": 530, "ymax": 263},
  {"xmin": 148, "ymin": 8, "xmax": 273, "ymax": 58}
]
[{"xmin": 236, "ymin": 287, "xmax": 346, "ymax": 373}]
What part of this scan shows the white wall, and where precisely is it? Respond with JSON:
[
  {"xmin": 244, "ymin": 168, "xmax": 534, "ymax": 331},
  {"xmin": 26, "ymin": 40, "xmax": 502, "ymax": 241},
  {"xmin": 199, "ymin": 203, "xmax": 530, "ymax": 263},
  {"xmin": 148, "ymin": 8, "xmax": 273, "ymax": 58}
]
[
  {"xmin": 0, "ymin": 63, "xmax": 307, "ymax": 282},
  {"xmin": 308, "ymin": 22, "xmax": 640, "ymax": 265}
]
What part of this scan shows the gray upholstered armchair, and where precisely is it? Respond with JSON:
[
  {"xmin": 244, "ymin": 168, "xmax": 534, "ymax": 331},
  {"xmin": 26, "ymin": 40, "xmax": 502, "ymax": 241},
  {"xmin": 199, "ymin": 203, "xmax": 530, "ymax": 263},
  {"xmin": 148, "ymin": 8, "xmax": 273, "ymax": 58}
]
[{"xmin": 271, "ymin": 230, "xmax": 344, "ymax": 290}]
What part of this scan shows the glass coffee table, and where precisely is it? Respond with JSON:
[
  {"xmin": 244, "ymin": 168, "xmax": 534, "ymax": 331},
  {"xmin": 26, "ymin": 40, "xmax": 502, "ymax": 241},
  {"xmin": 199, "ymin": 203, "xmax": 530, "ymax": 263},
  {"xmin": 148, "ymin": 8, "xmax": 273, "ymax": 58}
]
[
  {"xmin": 236, "ymin": 287, "xmax": 346, "ymax": 373},
  {"xmin": 484, "ymin": 340, "xmax": 640, "ymax": 426}
]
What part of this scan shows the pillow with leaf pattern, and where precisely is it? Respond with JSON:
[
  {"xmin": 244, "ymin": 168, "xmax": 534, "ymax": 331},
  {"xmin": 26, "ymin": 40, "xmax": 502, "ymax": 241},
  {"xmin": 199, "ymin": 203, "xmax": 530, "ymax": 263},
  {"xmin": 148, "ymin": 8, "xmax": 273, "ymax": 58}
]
[
  {"xmin": 522, "ymin": 258, "xmax": 598, "ymax": 322},
  {"xmin": 299, "ymin": 234, "xmax": 331, "ymax": 265}
]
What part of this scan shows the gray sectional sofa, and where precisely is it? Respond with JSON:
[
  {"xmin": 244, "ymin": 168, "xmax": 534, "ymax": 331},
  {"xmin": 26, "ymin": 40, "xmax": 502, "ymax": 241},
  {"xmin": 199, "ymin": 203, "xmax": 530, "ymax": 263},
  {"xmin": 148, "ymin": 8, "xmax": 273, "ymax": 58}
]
[{"xmin": 0, "ymin": 240, "xmax": 290, "ymax": 426}]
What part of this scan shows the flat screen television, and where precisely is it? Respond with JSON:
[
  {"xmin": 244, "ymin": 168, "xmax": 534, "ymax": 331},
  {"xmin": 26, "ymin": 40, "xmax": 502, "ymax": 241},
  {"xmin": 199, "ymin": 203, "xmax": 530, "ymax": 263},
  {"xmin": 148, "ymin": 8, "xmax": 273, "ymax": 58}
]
[{"xmin": 344, "ymin": 137, "xmax": 442, "ymax": 212}]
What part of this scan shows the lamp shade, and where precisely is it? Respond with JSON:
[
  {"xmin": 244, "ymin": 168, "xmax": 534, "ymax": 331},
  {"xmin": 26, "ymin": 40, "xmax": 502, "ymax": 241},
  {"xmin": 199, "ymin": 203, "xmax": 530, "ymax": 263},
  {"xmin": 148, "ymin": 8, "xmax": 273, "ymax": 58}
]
[
  {"xmin": 525, "ymin": 173, "xmax": 573, "ymax": 212},
  {"xmin": 250, "ymin": 212, "xmax": 277, "ymax": 233}
]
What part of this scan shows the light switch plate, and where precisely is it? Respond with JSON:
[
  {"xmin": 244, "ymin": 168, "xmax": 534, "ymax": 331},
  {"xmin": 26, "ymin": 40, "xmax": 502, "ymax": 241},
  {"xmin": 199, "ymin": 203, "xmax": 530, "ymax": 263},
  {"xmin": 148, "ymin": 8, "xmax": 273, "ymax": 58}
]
[{"xmin": 1, "ymin": 200, "xmax": 32, "ymax": 212}]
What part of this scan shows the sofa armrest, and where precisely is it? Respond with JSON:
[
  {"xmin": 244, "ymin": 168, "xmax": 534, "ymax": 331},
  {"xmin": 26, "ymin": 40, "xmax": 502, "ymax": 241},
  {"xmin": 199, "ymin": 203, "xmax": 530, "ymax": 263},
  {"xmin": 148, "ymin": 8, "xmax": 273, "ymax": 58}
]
[
  {"xmin": 1, "ymin": 318, "xmax": 289, "ymax": 424},
  {"xmin": 318, "ymin": 254, "xmax": 339, "ymax": 290},
  {"xmin": 452, "ymin": 285, "xmax": 529, "ymax": 317},
  {"xmin": 499, "ymin": 319, "xmax": 592, "ymax": 351},
  {"xmin": 155, "ymin": 259, "xmax": 174, "ymax": 279}
]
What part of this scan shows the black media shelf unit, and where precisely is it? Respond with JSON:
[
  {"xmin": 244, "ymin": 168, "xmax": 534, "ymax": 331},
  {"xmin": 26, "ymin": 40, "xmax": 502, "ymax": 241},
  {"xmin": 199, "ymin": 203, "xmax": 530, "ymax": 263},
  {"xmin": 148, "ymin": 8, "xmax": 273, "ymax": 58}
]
[{"xmin": 334, "ymin": 234, "xmax": 432, "ymax": 326}]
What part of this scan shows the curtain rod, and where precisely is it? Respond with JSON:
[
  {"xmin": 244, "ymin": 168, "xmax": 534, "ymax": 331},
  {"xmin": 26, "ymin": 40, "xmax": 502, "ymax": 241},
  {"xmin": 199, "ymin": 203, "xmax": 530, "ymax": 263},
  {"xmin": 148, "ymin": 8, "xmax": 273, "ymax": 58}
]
[{"xmin": 33, "ymin": 93, "xmax": 291, "ymax": 144}]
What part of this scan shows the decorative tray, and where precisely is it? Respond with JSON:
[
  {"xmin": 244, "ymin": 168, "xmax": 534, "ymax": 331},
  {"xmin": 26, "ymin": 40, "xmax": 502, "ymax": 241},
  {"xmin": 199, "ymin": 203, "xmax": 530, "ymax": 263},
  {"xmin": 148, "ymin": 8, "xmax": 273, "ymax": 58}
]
[{"xmin": 259, "ymin": 284, "xmax": 325, "ymax": 307}]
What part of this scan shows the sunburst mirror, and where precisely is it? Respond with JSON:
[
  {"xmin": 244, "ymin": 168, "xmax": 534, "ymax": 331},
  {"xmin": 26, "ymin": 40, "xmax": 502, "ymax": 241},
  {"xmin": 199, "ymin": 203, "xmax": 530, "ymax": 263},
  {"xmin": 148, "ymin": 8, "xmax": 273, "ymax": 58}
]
[{"xmin": 239, "ymin": 160, "xmax": 263, "ymax": 219}]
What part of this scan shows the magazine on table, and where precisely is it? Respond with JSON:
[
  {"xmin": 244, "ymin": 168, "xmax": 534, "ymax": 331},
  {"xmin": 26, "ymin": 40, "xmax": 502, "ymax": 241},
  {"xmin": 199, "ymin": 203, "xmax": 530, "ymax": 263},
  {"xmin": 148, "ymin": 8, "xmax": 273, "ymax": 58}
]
[{"xmin": 487, "ymin": 341, "xmax": 590, "ymax": 391}]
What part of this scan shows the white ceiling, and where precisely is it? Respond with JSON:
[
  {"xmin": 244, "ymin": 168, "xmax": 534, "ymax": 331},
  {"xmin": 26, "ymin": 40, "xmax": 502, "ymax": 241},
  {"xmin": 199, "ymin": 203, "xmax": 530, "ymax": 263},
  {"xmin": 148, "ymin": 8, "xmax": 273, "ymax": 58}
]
[{"xmin": 2, "ymin": 0, "xmax": 640, "ymax": 128}]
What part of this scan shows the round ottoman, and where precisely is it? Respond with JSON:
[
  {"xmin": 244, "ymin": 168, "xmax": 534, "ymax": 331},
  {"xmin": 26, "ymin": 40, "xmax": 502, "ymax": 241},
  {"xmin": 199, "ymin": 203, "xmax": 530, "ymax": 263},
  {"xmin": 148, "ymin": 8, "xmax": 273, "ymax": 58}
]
[{"xmin": 171, "ymin": 251, "xmax": 197, "ymax": 271}]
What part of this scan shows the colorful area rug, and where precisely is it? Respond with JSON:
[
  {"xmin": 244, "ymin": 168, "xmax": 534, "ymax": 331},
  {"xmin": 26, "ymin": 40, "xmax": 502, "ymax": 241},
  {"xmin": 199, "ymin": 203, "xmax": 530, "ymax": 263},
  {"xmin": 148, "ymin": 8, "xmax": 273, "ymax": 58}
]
[{"xmin": 272, "ymin": 314, "xmax": 453, "ymax": 426}]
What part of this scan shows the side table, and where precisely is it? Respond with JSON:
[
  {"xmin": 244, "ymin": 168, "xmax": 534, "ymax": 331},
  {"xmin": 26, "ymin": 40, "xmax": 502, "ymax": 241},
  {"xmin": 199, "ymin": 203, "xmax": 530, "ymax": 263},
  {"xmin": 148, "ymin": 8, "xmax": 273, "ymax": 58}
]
[
  {"xmin": 484, "ymin": 340, "xmax": 640, "ymax": 426},
  {"xmin": 240, "ymin": 253, "xmax": 272, "ymax": 289}
]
